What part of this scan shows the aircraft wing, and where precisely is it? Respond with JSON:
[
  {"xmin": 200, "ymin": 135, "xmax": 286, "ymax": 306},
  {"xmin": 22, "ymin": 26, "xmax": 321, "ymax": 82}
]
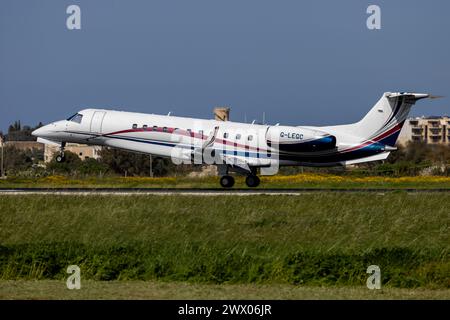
[
  {"xmin": 202, "ymin": 126, "xmax": 219, "ymax": 149},
  {"xmin": 192, "ymin": 126, "xmax": 219, "ymax": 159},
  {"xmin": 36, "ymin": 137, "xmax": 60, "ymax": 146},
  {"xmin": 196, "ymin": 125, "xmax": 254, "ymax": 173},
  {"xmin": 219, "ymin": 154, "xmax": 252, "ymax": 173},
  {"xmin": 342, "ymin": 152, "xmax": 390, "ymax": 165}
]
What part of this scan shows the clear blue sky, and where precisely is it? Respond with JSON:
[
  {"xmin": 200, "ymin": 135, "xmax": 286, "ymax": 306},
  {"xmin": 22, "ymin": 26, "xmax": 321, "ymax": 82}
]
[{"xmin": 1, "ymin": 0, "xmax": 449, "ymax": 132}]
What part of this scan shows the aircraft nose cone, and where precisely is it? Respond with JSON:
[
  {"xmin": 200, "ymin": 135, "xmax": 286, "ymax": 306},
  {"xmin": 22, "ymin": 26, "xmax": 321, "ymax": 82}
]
[
  {"xmin": 31, "ymin": 128, "xmax": 40, "ymax": 137},
  {"xmin": 32, "ymin": 126, "xmax": 45, "ymax": 137}
]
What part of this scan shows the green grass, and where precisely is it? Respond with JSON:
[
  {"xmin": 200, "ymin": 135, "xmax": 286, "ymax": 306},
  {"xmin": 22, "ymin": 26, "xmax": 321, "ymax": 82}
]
[
  {"xmin": 0, "ymin": 194, "xmax": 448, "ymax": 289},
  {"xmin": 1, "ymin": 280, "xmax": 448, "ymax": 300},
  {"xmin": 0, "ymin": 174, "xmax": 449, "ymax": 189}
]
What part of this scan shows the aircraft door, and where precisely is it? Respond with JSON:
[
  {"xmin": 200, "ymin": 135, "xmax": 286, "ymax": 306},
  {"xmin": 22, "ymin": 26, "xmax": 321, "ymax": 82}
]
[{"xmin": 90, "ymin": 111, "xmax": 106, "ymax": 134}]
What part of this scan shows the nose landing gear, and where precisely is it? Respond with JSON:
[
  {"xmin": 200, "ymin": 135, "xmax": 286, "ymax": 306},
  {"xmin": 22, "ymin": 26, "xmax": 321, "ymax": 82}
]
[
  {"xmin": 55, "ymin": 154, "xmax": 65, "ymax": 163},
  {"xmin": 55, "ymin": 142, "xmax": 66, "ymax": 163}
]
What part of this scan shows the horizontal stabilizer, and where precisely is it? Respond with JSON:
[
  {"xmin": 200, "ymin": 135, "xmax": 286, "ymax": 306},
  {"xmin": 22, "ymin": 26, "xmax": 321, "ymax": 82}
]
[
  {"xmin": 343, "ymin": 152, "xmax": 390, "ymax": 165},
  {"xmin": 385, "ymin": 92, "xmax": 429, "ymax": 100}
]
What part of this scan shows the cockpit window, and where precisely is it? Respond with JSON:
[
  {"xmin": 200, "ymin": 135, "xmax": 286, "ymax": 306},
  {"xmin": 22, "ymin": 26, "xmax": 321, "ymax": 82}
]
[{"xmin": 67, "ymin": 113, "xmax": 83, "ymax": 124}]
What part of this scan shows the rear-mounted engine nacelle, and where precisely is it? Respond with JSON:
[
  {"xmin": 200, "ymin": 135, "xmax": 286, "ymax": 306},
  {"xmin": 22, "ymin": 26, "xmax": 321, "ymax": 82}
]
[{"xmin": 266, "ymin": 126, "xmax": 336, "ymax": 153}]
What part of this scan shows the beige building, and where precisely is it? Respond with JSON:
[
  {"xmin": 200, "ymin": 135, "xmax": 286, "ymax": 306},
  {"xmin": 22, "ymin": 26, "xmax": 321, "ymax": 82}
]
[
  {"xmin": 214, "ymin": 107, "xmax": 230, "ymax": 121},
  {"xmin": 44, "ymin": 143, "xmax": 102, "ymax": 163},
  {"xmin": 4, "ymin": 141, "xmax": 44, "ymax": 152},
  {"xmin": 1, "ymin": 140, "xmax": 100, "ymax": 163},
  {"xmin": 397, "ymin": 116, "xmax": 450, "ymax": 146}
]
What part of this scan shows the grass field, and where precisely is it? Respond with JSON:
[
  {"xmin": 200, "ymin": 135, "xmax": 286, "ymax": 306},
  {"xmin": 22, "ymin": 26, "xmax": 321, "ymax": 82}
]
[
  {"xmin": 1, "ymin": 280, "xmax": 449, "ymax": 300},
  {"xmin": 1, "ymin": 173, "xmax": 450, "ymax": 189},
  {"xmin": 0, "ymin": 193, "xmax": 448, "ymax": 299}
]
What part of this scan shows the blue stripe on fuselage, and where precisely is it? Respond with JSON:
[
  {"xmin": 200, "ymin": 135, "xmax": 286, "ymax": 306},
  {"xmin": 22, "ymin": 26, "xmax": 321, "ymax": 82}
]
[{"xmin": 103, "ymin": 134, "xmax": 385, "ymax": 164}]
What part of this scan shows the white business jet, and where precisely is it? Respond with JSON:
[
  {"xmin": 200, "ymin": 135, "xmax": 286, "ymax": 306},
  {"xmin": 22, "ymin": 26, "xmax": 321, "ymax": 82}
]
[{"xmin": 32, "ymin": 92, "xmax": 433, "ymax": 188}]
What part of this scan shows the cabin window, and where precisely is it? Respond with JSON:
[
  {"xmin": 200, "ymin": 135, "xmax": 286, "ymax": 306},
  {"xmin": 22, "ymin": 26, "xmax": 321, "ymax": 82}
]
[
  {"xmin": 223, "ymin": 133, "xmax": 229, "ymax": 138},
  {"xmin": 248, "ymin": 135, "xmax": 253, "ymax": 141},
  {"xmin": 132, "ymin": 124, "xmax": 138, "ymax": 129},
  {"xmin": 187, "ymin": 129, "xmax": 192, "ymax": 136},
  {"xmin": 163, "ymin": 127, "xmax": 168, "ymax": 132},
  {"xmin": 143, "ymin": 125, "xmax": 148, "ymax": 130},
  {"xmin": 236, "ymin": 134, "xmax": 241, "ymax": 140},
  {"xmin": 153, "ymin": 126, "xmax": 158, "ymax": 131}
]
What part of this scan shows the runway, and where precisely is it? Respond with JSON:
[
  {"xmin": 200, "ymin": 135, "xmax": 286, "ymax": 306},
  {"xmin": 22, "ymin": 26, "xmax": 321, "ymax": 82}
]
[{"xmin": 0, "ymin": 188, "xmax": 448, "ymax": 196}]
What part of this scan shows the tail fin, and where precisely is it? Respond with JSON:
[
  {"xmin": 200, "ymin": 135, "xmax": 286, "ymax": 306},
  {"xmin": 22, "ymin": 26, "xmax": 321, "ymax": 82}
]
[{"xmin": 353, "ymin": 92, "xmax": 430, "ymax": 146}]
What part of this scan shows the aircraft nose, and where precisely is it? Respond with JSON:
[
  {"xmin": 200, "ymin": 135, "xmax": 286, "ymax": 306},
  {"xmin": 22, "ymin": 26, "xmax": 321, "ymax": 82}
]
[
  {"xmin": 31, "ymin": 128, "xmax": 41, "ymax": 137},
  {"xmin": 32, "ymin": 125, "xmax": 48, "ymax": 137}
]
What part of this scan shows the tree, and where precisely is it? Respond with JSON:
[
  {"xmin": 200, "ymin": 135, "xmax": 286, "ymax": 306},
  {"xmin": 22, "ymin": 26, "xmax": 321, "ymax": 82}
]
[
  {"xmin": 6, "ymin": 121, "xmax": 43, "ymax": 141},
  {"xmin": 78, "ymin": 157, "xmax": 109, "ymax": 175},
  {"xmin": 46, "ymin": 151, "xmax": 83, "ymax": 174},
  {"xmin": 45, "ymin": 151, "xmax": 110, "ymax": 176},
  {"xmin": 98, "ymin": 148, "xmax": 191, "ymax": 176},
  {"xmin": 3, "ymin": 146, "xmax": 43, "ymax": 173}
]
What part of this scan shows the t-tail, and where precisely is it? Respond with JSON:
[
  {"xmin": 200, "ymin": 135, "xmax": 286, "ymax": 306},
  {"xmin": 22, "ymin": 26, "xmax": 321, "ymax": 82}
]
[{"xmin": 352, "ymin": 92, "xmax": 431, "ymax": 147}]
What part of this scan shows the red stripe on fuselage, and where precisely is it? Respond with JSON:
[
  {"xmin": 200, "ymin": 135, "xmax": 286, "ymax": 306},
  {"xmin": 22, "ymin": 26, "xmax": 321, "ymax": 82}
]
[
  {"xmin": 341, "ymin": 122, "xmax": 404, "ymax": 153},
  {"xmin": 104, "ymin": 127, "xmax": 267, "ymax": 152}
]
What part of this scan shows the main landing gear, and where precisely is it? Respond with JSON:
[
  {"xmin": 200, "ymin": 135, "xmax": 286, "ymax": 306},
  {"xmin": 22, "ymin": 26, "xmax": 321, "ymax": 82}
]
[
  {"xmin": 220, "ymin": 175, "xmax": 235, "ymax": 188},
  {"xmin": 55, "ymin": 142, "xmax": 66, "ymax": 163},
  {"xmin": 218, "ymin": 165, "xmax": 260, "ymax": 188},
  {"xmin": 219, "ymin": 174, "xmax": 260, "ymax": 188},
  {"xmin": 245, "ymin": 175, "xmax": 260, "ymax": 188}
]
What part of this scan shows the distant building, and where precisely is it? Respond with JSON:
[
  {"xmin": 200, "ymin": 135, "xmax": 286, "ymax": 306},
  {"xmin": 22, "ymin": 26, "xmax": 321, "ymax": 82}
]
[
  {"xmin": 214, "ymin": 107, "xmax": 230, "ymax": 121},
  {"xmin": 5, "ymin": 141, "xmax": 44, "ymax": 152},
  {"xmin": 397, "ymin": 116, "xmax": 450, "ymax": 146},
  {"xmin": 2, "ymin": 140, "xmax": 101, "ymax": 163},
  {"xmin": 44, "ymin": 143, "xmax": 102, "ymax": 163}
]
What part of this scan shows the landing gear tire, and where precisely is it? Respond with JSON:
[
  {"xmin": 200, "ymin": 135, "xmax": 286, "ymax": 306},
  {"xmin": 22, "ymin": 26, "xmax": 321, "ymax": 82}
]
[
  {"xmin": 56, "ymin": 142, "xmax": 66, "ymax": 163},
  {"xmin": 220, "ymin": 175, "xmax": 235, "ymax": 188},
  {"xmin": 56, "ymin": 154, "xmax": 65, "ymax": 163},
  {"xmin": 245, "ymin": 175, "xmax": 260, "ymax": 188}
]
